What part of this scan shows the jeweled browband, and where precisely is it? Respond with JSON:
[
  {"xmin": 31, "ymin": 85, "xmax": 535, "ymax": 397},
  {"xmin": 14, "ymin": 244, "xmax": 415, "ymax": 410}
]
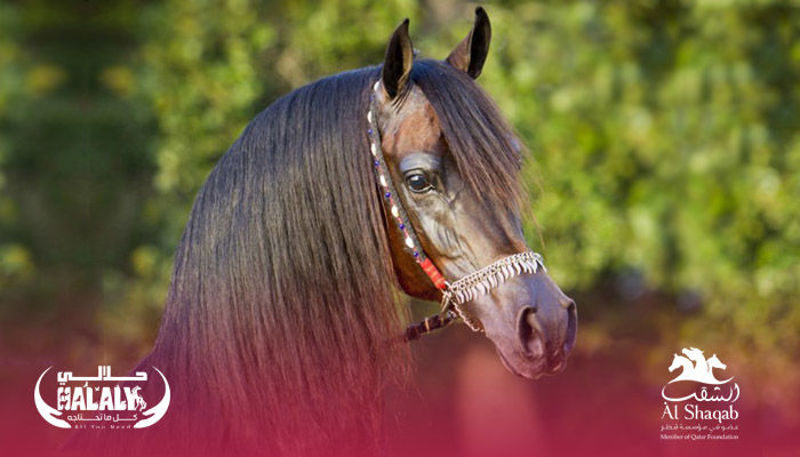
[{"xmin": 366, "ymin": 81, "xmax": 546, "ymax": 341}]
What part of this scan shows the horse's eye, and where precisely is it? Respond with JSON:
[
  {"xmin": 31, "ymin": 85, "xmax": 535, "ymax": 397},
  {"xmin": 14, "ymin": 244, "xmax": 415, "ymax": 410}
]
[{"xmin": 405, "ymin": 172, "xmax": 433, "ymax": 193}]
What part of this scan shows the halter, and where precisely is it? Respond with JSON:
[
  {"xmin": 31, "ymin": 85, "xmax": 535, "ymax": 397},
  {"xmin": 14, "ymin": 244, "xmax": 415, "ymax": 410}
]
[{"xmin": 366, "ymin": 81, "xmax": 546, "ymax": 341}]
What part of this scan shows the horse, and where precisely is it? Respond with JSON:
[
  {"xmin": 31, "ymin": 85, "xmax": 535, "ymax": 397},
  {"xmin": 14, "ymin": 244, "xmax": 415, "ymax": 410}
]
[
  {"xmin": 667, "ymin": 353, "xmax": 696, "ymax": 383},
  {"xmin": 706, "ymin": 353, "xmax": 726, "ymax": 373},
  {"xmin": 705, "ymin": 354, "xmax": 733, "ymax": 384},
  {"xmin": 682, "ymin": 346, "xmax": 709, "ymax": 375},
  {"xmin": 73, "ymin": 8, "xmax": 576, "ymax": 457},
  {"xmin": 668, "ymin": 352, "xmax": 733, "ymax": 385},
  {"xmin": 129, "ymin": 386, "xmax": 147, "ymax": 411}
]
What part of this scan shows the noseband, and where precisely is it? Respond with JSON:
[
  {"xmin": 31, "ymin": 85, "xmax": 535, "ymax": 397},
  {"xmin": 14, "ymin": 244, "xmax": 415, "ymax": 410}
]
[{"xmin": 366, "ymin": 81, "xmax": 546, "ymax": 341}]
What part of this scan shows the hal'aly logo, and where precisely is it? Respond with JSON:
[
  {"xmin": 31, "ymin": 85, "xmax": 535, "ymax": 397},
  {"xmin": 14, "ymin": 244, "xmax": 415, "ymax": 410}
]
[{"xmin": 34, "ymin": 365, "xmax": 170, "ymax": 429}]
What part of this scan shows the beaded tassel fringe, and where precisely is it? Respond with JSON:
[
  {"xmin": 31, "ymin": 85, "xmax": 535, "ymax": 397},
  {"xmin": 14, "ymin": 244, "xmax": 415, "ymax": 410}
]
[{"xmin": 441, "ymin": 252, "xmax": 546, "ymax": 332}]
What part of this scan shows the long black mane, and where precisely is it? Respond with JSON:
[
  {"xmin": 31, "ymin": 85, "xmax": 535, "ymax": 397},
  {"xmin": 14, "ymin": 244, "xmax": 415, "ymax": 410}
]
[{"xmin": 126, "ymin": 59, "xmax": 521, "ymax": 456}]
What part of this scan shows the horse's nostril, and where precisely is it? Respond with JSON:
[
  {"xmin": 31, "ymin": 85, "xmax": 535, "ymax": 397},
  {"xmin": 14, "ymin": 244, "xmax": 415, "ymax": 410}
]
[
  {"xmin": 518, "ymin": 306, "xmax": 544, "ymax": 357},
  {"xmin": 564, "ymin": 301, "xmax": 578, "ymax": 353}
]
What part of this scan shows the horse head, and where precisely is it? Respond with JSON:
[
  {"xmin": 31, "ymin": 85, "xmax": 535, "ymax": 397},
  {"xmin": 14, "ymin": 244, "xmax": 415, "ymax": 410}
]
[
  {"xmin": 374, "ymin": 9, "xmax": 576, "ymax": 379},
  {"xmin": 682, "ymin": 347, "xmax": 704, "ymax": 359},
  {"xmin": 668, "ymin": 353, "xmax": 683, "ymax": 372},
  {"xmin": 707, "ymin": 354, "xmax": 727, "ymax": 371}
]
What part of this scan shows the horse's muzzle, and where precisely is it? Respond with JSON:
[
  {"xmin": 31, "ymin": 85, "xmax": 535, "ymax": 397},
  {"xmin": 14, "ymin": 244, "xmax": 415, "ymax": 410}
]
[{"xmin": 481, "ymin": 269, "xmax": 577, "ymax": 379}]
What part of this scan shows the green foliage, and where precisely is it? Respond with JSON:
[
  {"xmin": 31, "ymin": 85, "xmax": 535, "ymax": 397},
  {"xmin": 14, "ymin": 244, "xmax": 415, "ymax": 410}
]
[
  {"xmin": 478, "ymin": 1, "xmax": 800, "ymax": 367},
  {"xmin": 0, "ymin": 1, "xmax": 155, "ymax": 339},
  {"xmin": 0, "ymin": 3, "xmax": 30, "ymax": 295},
  {"xmin": 140, "ymin": 0, "xmax": 421, "ymax": 211}
]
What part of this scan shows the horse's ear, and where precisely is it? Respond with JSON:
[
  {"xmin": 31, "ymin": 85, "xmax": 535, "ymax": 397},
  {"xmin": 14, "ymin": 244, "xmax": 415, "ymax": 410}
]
[
  {"xmin": 382, "ymin": 18, "xmax": 414, "ymax": 100},
  {"xmin": 446, "ymin": 7, "xmax": 491, "ymax": 79}
]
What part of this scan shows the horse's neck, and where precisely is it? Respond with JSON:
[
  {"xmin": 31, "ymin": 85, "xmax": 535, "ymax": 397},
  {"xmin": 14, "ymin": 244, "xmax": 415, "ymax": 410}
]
[
  {"xmin": 673, "ymin": 359, "xmax": 694, "ymax": 378},
  {"xmin": 686, "ymin": 354, "xmax": 706, "ymax": 369}
]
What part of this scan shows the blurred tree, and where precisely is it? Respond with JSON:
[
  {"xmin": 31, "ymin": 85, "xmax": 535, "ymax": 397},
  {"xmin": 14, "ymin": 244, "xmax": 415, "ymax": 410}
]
[
  {"xmin": 477, "ymin": 0, "xmax": 800, "ymax": 401},
  {"xmin": 0, "ymin": 3, "xmax": 34, "ymax": 298},
  {"xmin": 0, "ymin": 0, "xmax": 155, "ymax": 346}
]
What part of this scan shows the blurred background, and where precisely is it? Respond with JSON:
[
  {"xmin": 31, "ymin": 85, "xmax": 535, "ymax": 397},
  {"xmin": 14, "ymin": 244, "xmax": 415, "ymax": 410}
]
[{"xmin": 1, "ymin": 0, "xmax": 798, "ymax": 455}]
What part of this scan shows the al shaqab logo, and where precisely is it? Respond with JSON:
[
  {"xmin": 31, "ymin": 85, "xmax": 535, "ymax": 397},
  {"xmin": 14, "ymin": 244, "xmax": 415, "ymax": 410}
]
[
  {"xmin": 660, "ymin": 347, "xmax": 741, "ymax": 441},
  {"xmin": 34, "ymin": 365, "xmax": 170, "ymax": 429}
]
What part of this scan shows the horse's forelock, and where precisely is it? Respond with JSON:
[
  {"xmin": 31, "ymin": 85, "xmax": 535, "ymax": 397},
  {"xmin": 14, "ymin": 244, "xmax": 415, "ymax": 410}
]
[{"xmin": 412, "ymin": 59, "xmax": 525, "ymax": 218}]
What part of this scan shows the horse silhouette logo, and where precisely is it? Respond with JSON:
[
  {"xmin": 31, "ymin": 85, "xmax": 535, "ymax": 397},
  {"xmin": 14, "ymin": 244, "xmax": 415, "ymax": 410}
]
[
  {"xmin": 130, "ymin": 386, "xmax": 148, "ymax": 411},
  {"xmin": 667, "ymin": 347, "xmax": 733, "ymax": 385},
  {"xmin": 662, "ymin": 347, "xmax": 740, "ymax": 403}
]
